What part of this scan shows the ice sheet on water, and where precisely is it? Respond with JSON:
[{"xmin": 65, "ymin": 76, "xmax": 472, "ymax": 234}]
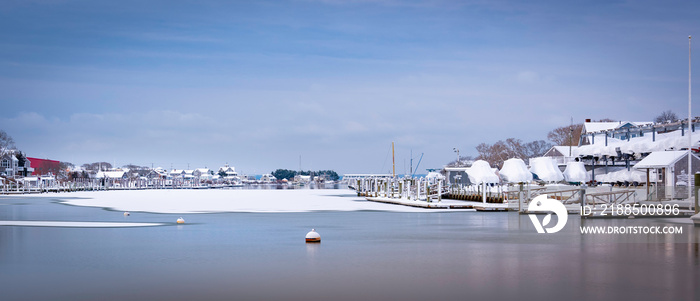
[{"xmin": 54, "ymin": 189, "xmax": 460, "ymax": 214}]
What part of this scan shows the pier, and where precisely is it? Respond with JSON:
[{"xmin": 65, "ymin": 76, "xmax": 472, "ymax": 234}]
[{"xmin": 351, "ymin": 175, "xmax": 697, "ymax": 218}]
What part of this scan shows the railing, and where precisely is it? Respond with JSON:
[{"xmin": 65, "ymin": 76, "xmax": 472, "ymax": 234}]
[
  {"xmin": 585, "ymin": 190, "xmax": 637, "ymax": 205},
  {"xmin": 645, "ymin": 185, "xmax": 694, "ymax": 201}
]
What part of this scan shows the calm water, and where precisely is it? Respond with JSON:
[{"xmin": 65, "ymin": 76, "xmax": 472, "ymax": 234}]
[{"xmin": 0, "ymin": 195, "xmax": 698, "ymax": 301}]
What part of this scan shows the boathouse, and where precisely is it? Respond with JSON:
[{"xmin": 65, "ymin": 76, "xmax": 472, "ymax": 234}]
[{"xmin": 634, "ymin": 150, "xmax": 700, "ymax": 199}]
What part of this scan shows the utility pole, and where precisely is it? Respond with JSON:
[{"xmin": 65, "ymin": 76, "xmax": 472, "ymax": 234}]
[
  {"xmin": 453, "ymin": 148, "xmax": 460, "ymax": 167},
  {"xmin": 569, "ymin": 117, "xmax": 573, "ymax": 157},
  {"xmin": 689, "ymin": 35, "xmax": 693, "ymax": 199}
]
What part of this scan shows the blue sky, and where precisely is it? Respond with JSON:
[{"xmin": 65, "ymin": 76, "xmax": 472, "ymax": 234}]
[{"xmin": 0, "ymin": 0, "xmax": 698, "ymax": 174}]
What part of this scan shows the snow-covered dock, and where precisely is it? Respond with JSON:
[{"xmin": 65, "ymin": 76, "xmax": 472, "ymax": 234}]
[{"xmin": 365, "ymin": 196, "xmax": 476, "ymax": 210}]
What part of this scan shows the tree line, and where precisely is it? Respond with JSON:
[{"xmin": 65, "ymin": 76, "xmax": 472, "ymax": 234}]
[{"xmin": 271, "ymin": 169, "xmax": 339, "ymax": 181}]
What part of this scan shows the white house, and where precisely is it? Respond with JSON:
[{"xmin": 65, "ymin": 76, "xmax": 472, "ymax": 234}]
[
  {"xmin": 580, "ymin": 120, "xmax": 653, "ymax": 145},
  {"xmin": 1, "ymin": 151, "xmax": 32, "ymax": 177},
  {"xmin": 190, "ymin": 168, "xmax": 211, "ymax": 181},
  {"xmin": 95, "ymin": 171, "xmax": 128, "ymax": 179},
  {"xmin": 1, "ymin": 152, "xmax": 19, "ymax": 177},
  {"xmin": 218, "ymin": 164, "xmax": 238, "ymax": 178},
  {"xmin": 169, "ymin": 169, "xmax": 185, "ymax": 178},
  {"xmin": 260, "ymin": 173, "xmax": 277, "ymax": 183}
]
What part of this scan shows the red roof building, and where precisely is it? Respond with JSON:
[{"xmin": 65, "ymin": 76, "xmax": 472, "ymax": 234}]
[{"xmin": 27, "ymin": 157, "xmax": 61, "ymax": 176}]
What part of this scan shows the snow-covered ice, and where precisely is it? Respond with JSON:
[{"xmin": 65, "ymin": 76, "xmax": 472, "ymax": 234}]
[
  {"xmin": 0, "ymin": 221, "xmax": 164, "ymax": 227},
  {"xmin": 54, "ymin": 189, "xmax": 461, "ymax": 214}
]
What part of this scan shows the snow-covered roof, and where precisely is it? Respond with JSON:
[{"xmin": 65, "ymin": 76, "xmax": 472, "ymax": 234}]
[
  {"xmin": 96, "ymin": 171, "xmax": 126, "ymax": 178},
  {"xmin": 426, "ymin": 171, "xmax": 445, "ymax": 180},
  {"xmin": 634, "ymin": 151, "xmax": 695, "ymax": 169},
  {"xmin": 444, "ymin": 167, "xmax": 469, "ymax": 172},
  {"xmin": 576, "ymin": 129, "xmax": 697, "ymax": 157},
  {"xmin": 583, "ymin": 121, "xmax": 651, "ymax": 134},
  {"xmin": 546, "ymin": 145, "xmax": 577, "ymax": 157}
]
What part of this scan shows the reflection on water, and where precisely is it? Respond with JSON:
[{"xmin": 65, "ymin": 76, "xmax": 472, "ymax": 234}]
[{"xmin": 0, "ymin": 196, "xmax": 698, "ymax": 301}]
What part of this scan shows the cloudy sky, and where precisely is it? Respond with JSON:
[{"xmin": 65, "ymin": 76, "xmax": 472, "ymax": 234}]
[{"xmin": 0, "ymin": 0, "xmax": 698, "ymax": 175}]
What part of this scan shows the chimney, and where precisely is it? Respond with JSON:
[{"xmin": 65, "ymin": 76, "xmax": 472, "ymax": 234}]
[{"xmin": 585, "ymin": 119, "xmax": 591, "ymax": 122}]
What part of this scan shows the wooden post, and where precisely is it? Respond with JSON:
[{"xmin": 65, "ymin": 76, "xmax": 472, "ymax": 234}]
[
  {"xmin": 627, "ymin": 128, "xmax": 630, "ymax": 141},
  {"xmin": 646, "ymin": 169, "xmax": 650, "ymax": 199},
  {"xmin": 591, "ymin": 157, "xmax": 595, "ymax": 185},
  {"xmin": 695, "ymin": 173, "xmax": 700, "ymax": 214},
  {"xmin": 425, "ymin": 180, "xmax": 429, "ymax": 202},
  {"xmin": 580, "ymin": 186, "xmax": 587, "ymax": 217},
  {"xmin": 519, "ymin": 183, "xmax": 523, "ymax": 212}
]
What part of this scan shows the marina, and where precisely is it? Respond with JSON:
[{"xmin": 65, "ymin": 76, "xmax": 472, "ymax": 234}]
[
  {"xmin": 351, "ymin": 175, "xmax": 699, "ymax": 219},
  {"xmin": 1, "ymin": 1, "xmax": 700, "ymax": 300}
]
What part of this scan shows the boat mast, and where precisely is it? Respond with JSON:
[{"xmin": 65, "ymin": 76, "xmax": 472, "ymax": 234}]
[{"xmin": 392, "ymin": 142, "xmax": 395, "ymax": 178}]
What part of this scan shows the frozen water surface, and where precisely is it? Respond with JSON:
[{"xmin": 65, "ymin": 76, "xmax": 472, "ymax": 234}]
[{"xmin": 0, "ymin": 190, "xmax": 698, "ymax": 301}]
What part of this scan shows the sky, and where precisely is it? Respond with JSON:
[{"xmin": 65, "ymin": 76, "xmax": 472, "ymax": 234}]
[{"xmin": 1, "ymin": 0, "xmax": 698, "ymax": 175}]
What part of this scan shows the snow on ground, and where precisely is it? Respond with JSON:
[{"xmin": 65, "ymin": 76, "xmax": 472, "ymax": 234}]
[{"xmin": 51, "ymin": 189, "xmax": 459, "ymax": 214}]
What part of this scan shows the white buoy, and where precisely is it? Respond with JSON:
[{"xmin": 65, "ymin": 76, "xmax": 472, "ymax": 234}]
[
  {"xmin": 123, "ymin": 212, "xmax": 130, "ymax": 216},
  {"xmin": 176, "ymin": 217, "xmax": 185, "ymax": 224},
  {"xmin": 305, "ymin": 229, "xmax": 321, "ymax": 243}
]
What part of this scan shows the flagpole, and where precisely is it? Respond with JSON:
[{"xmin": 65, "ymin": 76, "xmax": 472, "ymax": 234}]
[{"xmin": 689, "ymin": 35, "xmax": 692, "ymax": 199}]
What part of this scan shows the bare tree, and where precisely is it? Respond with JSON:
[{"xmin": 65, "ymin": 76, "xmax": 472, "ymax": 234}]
[
  {"xmin": 523, "ymin": 140, "xmax": 552, "ymax": 158},
  {"xmin": 0, "ymin": 130, "xmax": 15, "ymax": 152},
  {"xmin": 547, "ymin": 123, "xmax": 583, "ymax": 146},
  {"xmin": 654, "ymin": 110, "xmax": 679, "ymax": 123},
  {"xmin": 81, "ymin": 162, "xmax": 113, "ymax": 171},
  {"xmin": 475, "ymin": 138, "xmax": 549, "ymax": 168}
]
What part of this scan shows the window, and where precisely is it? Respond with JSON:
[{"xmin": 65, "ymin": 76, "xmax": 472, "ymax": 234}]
[{"xmin": 1, "ymin": 159, "xmax": 9, "ymax": 168}]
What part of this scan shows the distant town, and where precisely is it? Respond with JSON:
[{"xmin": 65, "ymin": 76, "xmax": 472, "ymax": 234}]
[{"xmin": 2, "ymin": 111, "xmax": 700, "ymax": 198}]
